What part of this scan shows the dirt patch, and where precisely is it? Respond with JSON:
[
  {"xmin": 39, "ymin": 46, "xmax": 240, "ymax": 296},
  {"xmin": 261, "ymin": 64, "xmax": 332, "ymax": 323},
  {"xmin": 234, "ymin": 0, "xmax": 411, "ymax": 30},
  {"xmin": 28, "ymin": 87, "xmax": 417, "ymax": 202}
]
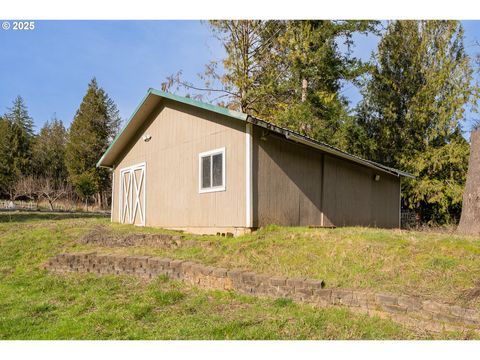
[
  {"xmin": 78, "ymin": 226, "xmax": 212, "ymax": 249},
  {"xmin": 462, "ymin": 282, "xmax": 480, "ymax": 302}
]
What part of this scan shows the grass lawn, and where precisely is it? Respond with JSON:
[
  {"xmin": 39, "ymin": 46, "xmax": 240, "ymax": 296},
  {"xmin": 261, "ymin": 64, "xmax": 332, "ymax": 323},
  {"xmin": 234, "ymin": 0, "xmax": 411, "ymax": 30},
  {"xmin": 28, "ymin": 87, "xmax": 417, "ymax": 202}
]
[
  {"xmin": 0, "ymin": 212, "xmax": 479, "ymax": 339},
  {"xmin": 75, "ymin": 219, "xmax": 480, "ymax": 310}
]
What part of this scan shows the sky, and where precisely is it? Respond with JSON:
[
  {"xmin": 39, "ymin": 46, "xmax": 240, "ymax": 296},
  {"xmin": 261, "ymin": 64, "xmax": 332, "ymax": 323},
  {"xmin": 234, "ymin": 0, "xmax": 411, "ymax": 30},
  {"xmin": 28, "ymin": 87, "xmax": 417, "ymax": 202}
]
[{"xmin": 0, "ymin": 20, "xmax": 479, "ymax": 134}]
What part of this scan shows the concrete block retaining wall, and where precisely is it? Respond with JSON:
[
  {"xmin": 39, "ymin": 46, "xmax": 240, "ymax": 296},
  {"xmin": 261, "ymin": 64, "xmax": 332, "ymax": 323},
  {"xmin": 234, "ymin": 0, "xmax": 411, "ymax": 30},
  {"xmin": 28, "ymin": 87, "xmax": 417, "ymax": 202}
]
[{"xmin": 44, "ymin": 252, "xmax": 480, "ymax": 332}]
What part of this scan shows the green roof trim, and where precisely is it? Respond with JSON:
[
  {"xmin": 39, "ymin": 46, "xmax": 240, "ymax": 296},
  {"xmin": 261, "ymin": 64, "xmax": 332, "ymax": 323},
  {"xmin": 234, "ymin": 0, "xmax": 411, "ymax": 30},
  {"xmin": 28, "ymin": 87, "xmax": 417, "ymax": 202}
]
[
  {"xmin": 149, "ymin": 89, "xmax": 248, "ymax": 122},
  {"xmin": 96, "ymin": 88, "xmax": 248, "ymax": 168},
  {"xmin": 96, "ymin": 90, "xmax": 152, "ymax": 168}
]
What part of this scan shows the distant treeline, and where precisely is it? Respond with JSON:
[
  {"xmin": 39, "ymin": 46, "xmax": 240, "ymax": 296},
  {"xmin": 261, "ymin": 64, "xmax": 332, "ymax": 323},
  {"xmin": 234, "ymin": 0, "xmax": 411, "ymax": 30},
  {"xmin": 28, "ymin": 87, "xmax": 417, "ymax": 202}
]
[{"xmin": 0, "ymin": 78, "xmax": 120, "ymax": 210}]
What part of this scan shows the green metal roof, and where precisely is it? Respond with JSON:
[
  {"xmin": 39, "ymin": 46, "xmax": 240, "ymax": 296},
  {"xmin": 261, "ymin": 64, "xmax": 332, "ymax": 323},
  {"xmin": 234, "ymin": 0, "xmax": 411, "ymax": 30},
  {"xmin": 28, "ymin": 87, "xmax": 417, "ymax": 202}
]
[
  {"xmin": 96, "ymin": 88, "xmax": 413, "ymax": 178},
  {"xmin": 149, "ymin": 89, "xmax": 248, "ymax": 121},
  {"xmin": 96, "ymin": 88, "xmax": 247, "ymax": 168}
]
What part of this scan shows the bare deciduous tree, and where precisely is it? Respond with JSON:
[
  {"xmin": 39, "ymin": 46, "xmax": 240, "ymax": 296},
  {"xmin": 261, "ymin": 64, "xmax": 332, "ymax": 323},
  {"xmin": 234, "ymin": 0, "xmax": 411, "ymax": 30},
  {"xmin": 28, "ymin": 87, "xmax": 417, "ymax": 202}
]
[
  {"xmin": 36, "ymin": 177, "xmax": 70, "ymax": 211},
  {"xmin": 11, "ymin": 176, "xmax": 37, "ymax": 202},
  {"xmin": 10, "ymin": 175, "xmax": 72, "ymax": 211},
  {"xmin": 161, "ymin": 20, "xmax": 277, "ymax": 114}
]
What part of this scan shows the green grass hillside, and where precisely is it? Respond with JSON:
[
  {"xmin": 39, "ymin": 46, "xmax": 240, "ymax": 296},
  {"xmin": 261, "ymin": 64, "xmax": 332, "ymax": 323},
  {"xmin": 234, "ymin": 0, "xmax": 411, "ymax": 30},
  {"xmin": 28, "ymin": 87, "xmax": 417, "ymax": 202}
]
[
  {"xmin": 75, "ymin": 220, "xmax": 480, "ymax": 309},
  {"xmin": 0, "ymin": 212, "xmax": 479, "ymax": 339}
]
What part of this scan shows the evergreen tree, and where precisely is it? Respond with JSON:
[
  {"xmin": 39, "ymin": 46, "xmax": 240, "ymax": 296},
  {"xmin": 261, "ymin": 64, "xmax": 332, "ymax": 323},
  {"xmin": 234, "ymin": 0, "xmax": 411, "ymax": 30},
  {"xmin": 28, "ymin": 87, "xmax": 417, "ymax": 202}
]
[
  {"xmin": 0, "ymin": 117, "xmax": 16, "ymax": 197},
  {"xmin": 4, "ymin": 95, "xmax": 35, "ymax": 177},
  {"xmin": 65, "ymin": 78, "xmax": 121, "ymax": 208},
  {"xmin": 354, "ymin": 21, "xmax": 477, "ymax": 223},
  {"xmin": 32, "ymin": 116, "xmax": 68, "ymax": 184},
  {"xmin": 257, "ymin": 20, "xmax": 379, "ymax": 147},
  {"xmin": 165, "ymin": 20, "xmax": 378, "ymax": 148},
  {"xmin": 6, "ymin": 95, "xmax": 34, "ymax": 138}
]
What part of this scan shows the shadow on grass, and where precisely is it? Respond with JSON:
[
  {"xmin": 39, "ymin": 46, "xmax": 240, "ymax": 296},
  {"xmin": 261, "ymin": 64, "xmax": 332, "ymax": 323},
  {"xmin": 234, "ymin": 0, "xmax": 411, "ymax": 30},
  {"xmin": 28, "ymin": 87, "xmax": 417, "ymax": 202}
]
[{"xmin": 0, "ymin": 211, "xmax": 109, "ymax": 223}]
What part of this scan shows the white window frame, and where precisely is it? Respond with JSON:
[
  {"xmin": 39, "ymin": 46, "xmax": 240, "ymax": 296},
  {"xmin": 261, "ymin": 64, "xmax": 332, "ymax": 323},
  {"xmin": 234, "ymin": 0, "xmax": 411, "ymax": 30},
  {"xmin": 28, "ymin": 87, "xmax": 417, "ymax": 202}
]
[{"xmin": 198, "ymin": 147, "xmax": 226, "ymax": 194}]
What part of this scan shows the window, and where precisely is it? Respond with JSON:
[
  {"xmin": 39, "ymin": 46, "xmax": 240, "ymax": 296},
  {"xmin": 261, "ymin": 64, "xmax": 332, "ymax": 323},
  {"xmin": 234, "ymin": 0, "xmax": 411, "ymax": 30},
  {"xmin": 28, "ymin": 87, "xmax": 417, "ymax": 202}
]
[{"xmin": 199, "ymin": 147, "xmax": 225, "ymax": 193}]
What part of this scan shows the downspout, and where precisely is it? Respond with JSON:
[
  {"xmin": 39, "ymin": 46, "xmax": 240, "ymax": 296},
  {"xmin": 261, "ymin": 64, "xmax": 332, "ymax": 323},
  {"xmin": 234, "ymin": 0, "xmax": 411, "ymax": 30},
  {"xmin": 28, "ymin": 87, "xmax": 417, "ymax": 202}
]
[
  {"xmin": 245, "ymin": 123, "xmax": 253, "ymax": 229},
  {"xmin": 111, "ymin": 165, "xmax": 115, "ymax": 223},
  {"xmin": 320, "ymin": 154, "xmax": 325, "ymax": 227},
  {"xmin": 399, "ymin": 178, "xmax": 402, "ymax": 229}
]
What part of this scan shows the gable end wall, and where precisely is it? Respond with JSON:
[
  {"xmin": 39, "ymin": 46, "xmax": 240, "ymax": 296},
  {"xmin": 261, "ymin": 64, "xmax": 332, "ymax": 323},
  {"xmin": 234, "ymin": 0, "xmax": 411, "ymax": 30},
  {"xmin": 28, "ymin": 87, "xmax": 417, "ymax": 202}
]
[{"xmin": 112, "ymin": 100, "xmax": 246, "ymax": 229}]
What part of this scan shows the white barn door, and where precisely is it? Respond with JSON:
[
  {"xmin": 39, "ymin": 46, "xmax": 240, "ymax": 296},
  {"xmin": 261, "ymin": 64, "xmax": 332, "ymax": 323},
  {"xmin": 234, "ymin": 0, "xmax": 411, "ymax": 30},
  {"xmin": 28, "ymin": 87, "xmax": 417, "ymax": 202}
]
[{"xmin": 119, "ymin": 163, "xmax": 146, "ymax": 226}]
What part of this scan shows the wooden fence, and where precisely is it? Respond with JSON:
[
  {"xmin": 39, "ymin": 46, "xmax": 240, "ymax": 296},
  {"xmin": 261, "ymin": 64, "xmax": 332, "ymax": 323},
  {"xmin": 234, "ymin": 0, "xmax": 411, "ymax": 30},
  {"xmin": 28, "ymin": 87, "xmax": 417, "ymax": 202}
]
[
  {"xmin": 401, "ymin": 210, "xmax": 419, "ymax": 229},
  {"xmin": 1, "ymin": 200, "xmax": 88, "ymax": 212}
]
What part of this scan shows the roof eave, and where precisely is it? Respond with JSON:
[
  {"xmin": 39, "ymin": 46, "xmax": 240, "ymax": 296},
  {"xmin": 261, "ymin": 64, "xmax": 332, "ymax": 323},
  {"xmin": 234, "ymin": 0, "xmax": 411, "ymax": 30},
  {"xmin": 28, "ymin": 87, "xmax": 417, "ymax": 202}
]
[
  {"xmin": 148, "ymin": 89, "xmax": 248, "ymax": 122},
  {"xmin": 96, "ymin": 90, "xmax": 155, "ymax": 168},
  {"xmin": 96, "ymin": 88, "xmax": 248, "ymax": 168},
  {"xmin": 246, "ymin": 115, "xmax": 415, "ymax": 179}
]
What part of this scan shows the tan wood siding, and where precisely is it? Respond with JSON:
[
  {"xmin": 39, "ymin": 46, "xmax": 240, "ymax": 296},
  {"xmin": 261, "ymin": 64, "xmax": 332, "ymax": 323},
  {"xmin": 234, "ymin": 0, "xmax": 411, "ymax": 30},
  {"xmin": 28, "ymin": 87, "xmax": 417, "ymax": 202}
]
[
  {"xmin": 253, "ymin": 126, "xmax": 400, "ymax": 228},
  {"xmin": 112, "ymin": 100, "xmax": 246, "ymax": 228},
  {"xmin": 322, "ymin": 155, "xmax": 400, "ymax": 228},
  {"xmin": 253, "ymin": 127, "xmax": 323, "ymax": 227}
]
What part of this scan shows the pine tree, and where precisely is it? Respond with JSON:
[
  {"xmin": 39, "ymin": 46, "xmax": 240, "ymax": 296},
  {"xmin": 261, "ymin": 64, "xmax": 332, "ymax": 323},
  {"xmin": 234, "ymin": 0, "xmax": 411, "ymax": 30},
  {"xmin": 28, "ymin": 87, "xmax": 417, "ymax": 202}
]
[
  {"xmin": 6, "ymin": 96, "xmax": 34, "ymax": 138},
  {"xmin": 258, "ymin": 20, "xmax": 379, "ymax": 146},
  {"xmin": 4, "ymin": 95, "xmax": 35, "ymax": 178},
  {"xmin": 65, "ymin": 78, "xmax": 121, "ymax": 208},
  {"xmin": 0, "ymin": 117, "xmax": 16, "ymax": 197},
  {"xmin": 354, "ymin": 21, "xmax": 477, "ymax": 224},
  {"xmin": 166, "ymin": 20, "xmax": 378, "ymax": 149},
  {"xmin": 32, "ymin": 117, "xmax": 68, "ymax": 184}
]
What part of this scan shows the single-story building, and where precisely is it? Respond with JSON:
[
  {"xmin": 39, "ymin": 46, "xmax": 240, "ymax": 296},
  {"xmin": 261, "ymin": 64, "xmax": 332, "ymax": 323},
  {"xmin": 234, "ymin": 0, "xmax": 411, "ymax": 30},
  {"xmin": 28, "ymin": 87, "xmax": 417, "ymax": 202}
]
[{"xmin": 97, "ymin": 88, "xmax": 413, "ymax": 236}]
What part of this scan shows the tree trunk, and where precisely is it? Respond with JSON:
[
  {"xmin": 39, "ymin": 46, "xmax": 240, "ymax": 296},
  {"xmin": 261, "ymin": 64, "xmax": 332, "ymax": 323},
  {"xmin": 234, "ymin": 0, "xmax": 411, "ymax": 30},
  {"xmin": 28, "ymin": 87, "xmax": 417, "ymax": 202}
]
[
  {"xmin": 47, "ymin": 198, "xmax": 54, "ymax": 211},
  {"xmin": 301, "ymin": 78, "xmax": 308, "ymax": 102},
  {"xmin": 457, "ymin": 130, "xmax": 480, "ymax": 235},
  {"xmin": 103, "ymin": 191, "xmax": 109, "ymax": 210}
]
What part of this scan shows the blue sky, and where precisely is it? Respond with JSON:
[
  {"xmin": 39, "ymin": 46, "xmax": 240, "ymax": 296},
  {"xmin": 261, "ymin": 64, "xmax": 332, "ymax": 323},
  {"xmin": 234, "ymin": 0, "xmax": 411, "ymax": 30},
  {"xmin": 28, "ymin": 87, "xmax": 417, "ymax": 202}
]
[{"xmin": 0, "ymin": 20, "xmax": 479, "ymax": 133}]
